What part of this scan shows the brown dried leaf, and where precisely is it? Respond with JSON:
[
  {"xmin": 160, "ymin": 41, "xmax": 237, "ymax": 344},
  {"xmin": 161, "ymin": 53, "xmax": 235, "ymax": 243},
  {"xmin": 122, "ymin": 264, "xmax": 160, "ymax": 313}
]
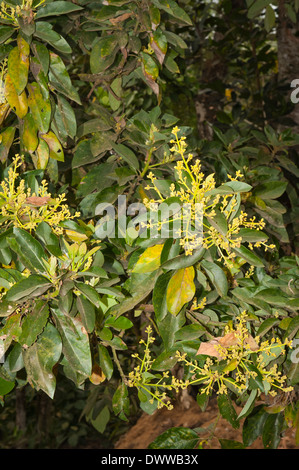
[
  {"xmin": 218, "ymin": 331, "xmax": 239, "ymax": 348},
  {"xmin": 110, "ymin": 13, "xmax": 132, "ymax": 25},
  {"xmin": 196, "ymin": 339, "xmax": 222, "ymax": 359},
  {"xmin": 89, "ymin": 364, "xmax": 106, "ymax": 385},
  {"xmin": 25, "ymin": 196, "xmax": 50, "ymax": 207}
]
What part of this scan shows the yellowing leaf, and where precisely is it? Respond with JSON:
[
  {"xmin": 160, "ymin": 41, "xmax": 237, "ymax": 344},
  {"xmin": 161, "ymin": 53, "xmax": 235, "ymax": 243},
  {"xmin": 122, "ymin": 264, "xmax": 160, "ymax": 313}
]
[
  {"xmin": 0, "ymin": 103, "xmax": 10, "ymax": 126},
  {"xmin": 166, "ymin": 266, "xmax": 196, "ymax": 316},
  {"xmin": 132, "ymin": 244, "xmax": 164, "ymax": 273},
  {"xmin": 27, "ymin": 82, "xmax": 51, "ymax": 133},
  {"xmin": 89, "ymin": 364, "xmax": 106, "ymax": 385},
  {"xmin": 65, "ymin": 230, "xmax": 88, "ymax": 242},
  {"xmin": 34, "ymin": 138, "xmax": 49, "ymax": 169},
  {"xmin": 7, "ymin": 37, "xmax": 30, "ymax": 95},
  {"xmin": 4, "ymin": 73, "xmax": 28, "ymax": 118},
  {"xmin": 41, "ymin": 131, "xmax": 64, "ymax": 161},
  {"xmin": 22, "ymin": 113, "xmax": 38, "ymax": 152}
]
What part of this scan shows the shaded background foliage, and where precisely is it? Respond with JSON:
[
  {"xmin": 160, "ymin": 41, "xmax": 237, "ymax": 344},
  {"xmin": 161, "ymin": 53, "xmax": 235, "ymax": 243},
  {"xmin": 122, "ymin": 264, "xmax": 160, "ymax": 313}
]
[{"xmin": 0, "ymin": 0, "xmax": 298, "ymax": 449}]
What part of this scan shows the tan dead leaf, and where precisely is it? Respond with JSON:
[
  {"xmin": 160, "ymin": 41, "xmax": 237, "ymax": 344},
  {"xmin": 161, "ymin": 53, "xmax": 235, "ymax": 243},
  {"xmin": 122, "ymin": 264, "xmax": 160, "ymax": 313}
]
[
  {"xmin": 218, "ymin": 331, "xmax": 239, "ymax": 348},
  {"xmin": 196, "ymin": 339, "xmax": 222, "ymax": 359},
  {"xmin": 244, "ymin": 334, "xmax": 259, "ymax": 351},
  {"xmin": 25, "ymin": 196, "xmax": 50, "ymax": 207},
  {"xmin": 196, "ymin": 331, "xmax": 259, "ymax": 359},
  {"xmin": 89, "ymin": 364, "xmax": 106, "ymax": 385},
  {"xmin": 110, "ymin": 12, "xmax": 132, "ymax": 25}
]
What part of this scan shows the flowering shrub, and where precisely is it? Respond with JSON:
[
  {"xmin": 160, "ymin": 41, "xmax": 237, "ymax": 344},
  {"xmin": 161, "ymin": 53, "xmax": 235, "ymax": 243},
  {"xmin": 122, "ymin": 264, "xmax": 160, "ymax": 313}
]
[{"xmin": 0, "ymin": 0, "xmax": 298, "ymax": 451}]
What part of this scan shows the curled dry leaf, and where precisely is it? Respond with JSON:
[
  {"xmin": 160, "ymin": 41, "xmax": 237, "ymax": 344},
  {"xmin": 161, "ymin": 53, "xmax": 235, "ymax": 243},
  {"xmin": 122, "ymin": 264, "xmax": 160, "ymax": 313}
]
[
  {"xmin": 89, "ymin": 364, "xmax": 106, "ymax": 385},
  {"xmin": 196, "ymin": 331, "xmax": 259, "ymax": 359},
  {"xmin": 25, "ymin": 196, "xmax": 51, "ymax": 207}
]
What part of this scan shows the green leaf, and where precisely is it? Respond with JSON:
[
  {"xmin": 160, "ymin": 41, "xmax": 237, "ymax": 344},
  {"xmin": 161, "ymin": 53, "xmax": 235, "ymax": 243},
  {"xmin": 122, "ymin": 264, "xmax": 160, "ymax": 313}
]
[
  {"xmin": 148, "ymin": 427, "xmax": 198, "ymax": 449},
  {"xmin": 8, "ymin": 227, "xmax": 47, "ymax": 272},
  {"xmin": 54, "ymin": 95, "xmax": 77, "ymax": 140},
  {"xmin": 217, "ymin": 394, "xmax": 239, "ymax": 429},
  {"xmin": 90, "ymin": 36, "xmax": 118, "ymax": 74},
  {"xmin": 252, "ymin": 181, "xmax": 288, "ymax": 199},
  {"xmin": 0, "ymin": 377, "xmax": 15, "ymax": 395},
  {"xmin": 91, "ymin": 405, "xmax": 110, "ymax": 433},
  {"xmin": 112, "ymin": 383, "xmax": 129, "ymax": 421},
  {"xmin": 153, "ymin": 271, "xmax": 172, "ymax": 321},
  {"xmin": 219, "ymin": 439, "xmax": 245, "ymax": 449},
  {"xmin": 264, "ymin": 4, "xmax": 276, "ymax": 31},
  {"xmin": 254, "ymin": 289, "xmax": 288, "ymax": 307},
  {"xmin": 49, "ymin": 52, "xmax": 81, "ymax": 104},
  {"xmin": 35, "ymin": 22, "xmax": 72, "ymax": 55},
  {"xmin": 111, "ymin": 143, "xmax": 139, "ymax": 171},
  {"xmin": 31, "ymin": 41, "xmax": 49, "ymax": 75},
  {"xmin": 6, "ymin": 275, "xmax": 51, "ymax": 302},
  {"xmin": 238, "ymin": 228, "xmax": 268, "ymax": 242},
  {"xmin": 233, "ymin": 245, "xmax": 264, "ymax": 267},
  {"xmin": 27, "ymin": 82, "xmax": 51, "ymax": 134},
  {"xmin": 35, "ymin": 1, "xmax": 83, "ymax": 18},
  {"xmin": 76, "ymin": 296, "xmax": 96, "ymax": 334},
  {"xmin": 201, "ymin": 260, "xmax": 228, "ymax": 297},
  {"xmin": 105, "ymin": 316, "xmax": 133, "ymax": 330},
  {"xmin": 262, "ymin": 412, "xmax": 284, "ymax": 449},
  {"xmin": 0, "ymin": 26, "xmax": 14, "ymax": 45},
  {"xmin": 0, "ymin": 312, "xmax": 22, "ymax": 352},
  {"xmin": 19, "ymin": 300, "xmax": 49, "ymax": 348},
  {"xmin": 75, "ymin": 282, "xmax": 101, "ymax": 308},
  {"xmin": 23, "ymin": 323, "xmax": 62, "ymax": 398},
  {"xmin": 238, "ymin": 389, "xmax": 258, "ymax": 420},
  {"xmin": 248, "ymin": 0, "xmax": 270, "ymax": 19},
  {"xmin": 35, "ymin": 221, "xmax": 62, "ymax": 258},
  {"xmin": 98, "ymin": 344, "xmax": 113, "ymax": 380},
  {"xmin": 161, "ymin": 247, "xmax": 205, "ymax": 270},
  {"xmin": 152, "ymin": 0, "xmax": 192, "ymax": 25},
  {"xmin": 52, "ymin": 307, "xmax": 92, "ymax": 380},
  {"xmin": 166, "ymin": 266, "xmax": 196, "ymax": 315}
]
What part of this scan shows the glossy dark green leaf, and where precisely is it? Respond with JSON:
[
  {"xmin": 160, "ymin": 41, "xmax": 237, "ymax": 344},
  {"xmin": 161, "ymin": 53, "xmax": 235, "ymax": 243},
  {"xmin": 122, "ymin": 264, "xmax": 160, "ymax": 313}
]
[
  {"xmin": 98, "ymin": 344, "xmax": 113, "ymax": 380},
  {"xmin": 23, "ymin": 323, "xmax": 62, "ymax": 398},
  {"xmin": 262, "ymin": 412, "xmax": 284, "ymax": 449},
  {"xmin": 76, "ymin": 295, "xmax": 96, "ymax": 334},
  {"xmin": 112, "ymin": 383, "xmax": 129, "ymax": 421},
  {"xmin": 52, "ymin": 307, "xmax": 92, "ymax": 380},
  {"xmin": 148, "ymin": 427, "xmax": 198, "ymax": 449},
  {"xmin": 6, "ymin": 275, "xmax": 51, "ymax": 302},
  {"xmin": 201, "ymin": 260, "xmax": 228, "ymax": 297},
  {"xmin": 35, "ymin": 1, "xmax": 83, "ymax": 19},
  {"xmin": 217, "ymin": 394, "xmax": 239, "ymax": 429},
  {"xmin": 48, "ymin": 52, "xmax": 81, "ymax": 104},
  {"xmin": 8, "ymin": 227, "xmax": 47, "ymax": 272},
  {"xmin": 252, "ymin": 181, "xmax": 288, "ymax": 199},
  {"xmin": 19, "ymin": 300, "xmax": 49, "ymax": 348}
]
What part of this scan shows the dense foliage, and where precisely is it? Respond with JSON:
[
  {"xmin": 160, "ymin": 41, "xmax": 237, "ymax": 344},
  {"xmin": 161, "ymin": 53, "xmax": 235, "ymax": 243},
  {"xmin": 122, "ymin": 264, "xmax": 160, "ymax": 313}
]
[{"xmin": 0, "ymin": 0, "xmax": 298, "ymax": 449}]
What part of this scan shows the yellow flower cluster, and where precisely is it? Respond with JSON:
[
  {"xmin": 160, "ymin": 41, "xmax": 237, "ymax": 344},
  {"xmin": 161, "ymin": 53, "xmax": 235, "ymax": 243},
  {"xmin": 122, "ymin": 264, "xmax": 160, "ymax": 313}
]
[
  {"xmin": 176, "ymin": 311, "xmax": 293, "ymax": 397},
  {"xmin": 0, "ymin": 0, "xmax": 44, "ymax": 23},
  {"xmin": 143, "ymin": 127, "xmax": 275, "ymax": 264},
  {"xmin": 0, "ymin": 155, "xmax": 80, "ymax": 234},
  {"xmin": 127, "ymin": 326, "xmax": 175, "ymax": 410}
]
